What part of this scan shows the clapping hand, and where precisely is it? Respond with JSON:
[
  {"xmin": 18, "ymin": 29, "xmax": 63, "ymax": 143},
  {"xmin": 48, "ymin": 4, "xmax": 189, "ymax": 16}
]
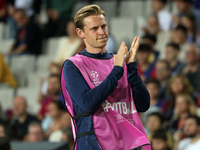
[{"xmin": 125, "ymin": 36, "xmax": 140, "ymax": 64}]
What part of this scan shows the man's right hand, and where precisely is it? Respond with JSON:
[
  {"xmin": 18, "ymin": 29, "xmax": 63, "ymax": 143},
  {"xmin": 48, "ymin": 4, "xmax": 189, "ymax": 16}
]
[{"xmin": 114, "ymin": 41, "xmax": 126, "ymax": 67}]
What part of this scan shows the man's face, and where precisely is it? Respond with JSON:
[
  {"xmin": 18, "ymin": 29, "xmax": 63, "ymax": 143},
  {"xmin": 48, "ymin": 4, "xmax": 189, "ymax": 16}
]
[
  {"xmin": 14, "ymin": 13, "xmax": 27, "ymax": 27},
  {"xmin": 176, "ymin": 0, "xmax": 187, "ymax": 12},
  {"xmin": 0, "ymin": 125, "xmax": 5, "ymax": 137},
  {"xmin": 137, "ymin": 51, "xmax": 150, "ymax": 64},
  {"xmin": 184, "ymin": 118, "xmax": 199, "ymax": 137},
  {"xmin": 66, "ymin": 21, "xmax": 77, "ymax": 37},
  {"xmin": 155, "ymin": 62, "xmax": 170, "ymax": 81},
  {"xmin": 152, "ymin": 139, "xmax": 168, "ymax": 150},
  {"xmin": 186, "ymin": 45, "xmax": 198, "ymax": 64},
  {"xmin": 165, "ymin": 46, "xmax": 179, "ymax": 62},
  {"xmin": 48, "ymin": 77, "xmax": 60, "ymax": 96},
  {"xmin": 173, "ymin": 30, "xmax": 186, "ymax": 44},
  {"xmin": 28, "ymin": 125, "xmax": 43, "ymax": 142},
  {"xmin": 78, "ymin": 15, "xmax": 108, "ymax": 51},
  {"xmin": 13, "ymin": 97, "xmax": 27, "ymax": 116},
  {"xmin": 146, "ymin": 83, "xmax": 159, "ymax": 99},
  {"xmin": 152, "ymin": 0, "xmax": 164, "ymax": 12}
]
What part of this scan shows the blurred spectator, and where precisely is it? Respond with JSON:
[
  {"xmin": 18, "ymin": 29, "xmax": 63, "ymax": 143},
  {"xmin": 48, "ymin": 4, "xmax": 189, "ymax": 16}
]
[
  {"xmin": 152, "ymin": 0, "xmax": 172, "ymax": 31},
  {"xmin": 7, "ymin": 9, "xmax": 42, "ymax": 55},
  {"xmin": 164, "ymin": 75, "xmax": 194, "ymax": 119},
  {"xmin": 106, "ymin": 33, "xmax": 117, "ymax": 54},
  {"xmin": 11, "ymin": 96, "xmax": 38, "ymax": 140},
  {"xmin": 38, "ymin": 74, "xmax": 62, "ymax": 120},
  {"xmin": 146, "ymin": 112, "xmax": 173, "ymax": 149},
  {"xmin": 40, "ymin": 63, "xmax": 61, "ymax": 96},
  {"xmin": 155, "ymin": 60, "xmax": 171, "ymax": 99},
  {"xmin": 165, "ymin": 43, "xmax": 184, "ymax": 76},
  {"xmin": 173, "ymin": 115, "xmax": 200, "ymax": 150},
  {"xmin": 142, "ymin": 79, "xmax": 166, "ymax": 124},
  {"xmin": 53, "ymin": 20, "xmax": 84, "ymax": 65},
  {"xmin": 137, "ymin": 43, "xmax": 156, "ymax": 82},
  {"xmin": 48, "ymin": 100, "xmax": 65, "ymax": 142},
  {"xmin": 14, "ymin": 0, "xmax": 42, "ymax": 20},
  {"xmin": 0, "ymin": 0, "xmax": 6, "ymax": 22},
  {"xmin": 0, "ymin": 52, "xmax": 17, "ymax": 89},
  {"xmin": 152, "ymin": 129, "xmax": 172, "ymax": 150},
  {"xmin": 6, "ymin": 1, "xmax": 18, "ymax": 39},
  {"xmin": 142, "ymin": 14, "xmax": 160, "ymax": 35},
  {"xmin": 142, "ymin": 34, "xmax": 160, "ymax": 62},
  {"xmin": 0, "ymin": 123, "xmax": 5, "ymax": 137},
  {"xmin": 174, "ymin": 0, "xmax": 200, "ymax": 29},
  {"xmin": 61, "ymin": 127, "xmax": 74, "ymax": 150},
  {"xmin": 43, "ymin": 0, "xmax": 76, "ymax": 38},
  {"xmin": 60, "ymin": 112, "xmax": 71, "ymax": 128},
  {"xmin": 171, "ymin": 94, "xmax": 196, "ymax": 133},
  {"xmin": 26, "ymin": 121, "xmax": 44, "ymax": 142},
  {"xmin": 180, "ymin": 12, "xmax": 200, "ymax": 45},
  {"xmin": 171, "ymin": 24, "xmax": 189, "ymax": 62},
  {"xmin": 0, "ymin": 137, "xmax": 11, "ymax": 150},
  {"xmin": 180, "ymin": 44, "xmax": 200, "ymax": 95}
]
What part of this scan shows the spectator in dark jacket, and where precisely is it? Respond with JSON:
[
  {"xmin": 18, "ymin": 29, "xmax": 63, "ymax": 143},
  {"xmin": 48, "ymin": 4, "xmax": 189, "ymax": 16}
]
[{"xmin": 7, "ymin": 9, "xmax": 42, "ymax": 55}]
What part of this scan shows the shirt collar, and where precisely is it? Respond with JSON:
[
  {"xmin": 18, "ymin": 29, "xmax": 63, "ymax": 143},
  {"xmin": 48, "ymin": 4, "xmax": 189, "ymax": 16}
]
[{"xmin": 80, "ymin": 48, "xmax": 112, "ymax": 59}]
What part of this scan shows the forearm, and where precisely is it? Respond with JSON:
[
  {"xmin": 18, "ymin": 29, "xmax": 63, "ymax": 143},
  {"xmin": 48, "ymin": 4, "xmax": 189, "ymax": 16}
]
[
  {"xmin": 12, "ymin": 44, "xmax": 27, "ymax": 54},
  {"xmin": 127, "ymin": 62, "xmax": 150, "ymax": 112}
]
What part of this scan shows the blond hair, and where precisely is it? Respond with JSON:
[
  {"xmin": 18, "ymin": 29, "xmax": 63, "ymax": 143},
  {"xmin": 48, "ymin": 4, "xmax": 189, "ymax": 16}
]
[
  {"xmin": 173, "ymin": 93, "xmax": 196, "ymax": 119},
  {"xmin": 74, "ymin": 4, "xmax": 106, "ymax": 30},
  {"xmin": 167, "ymin": 74, "xmax": 194, "ymax": 97}
]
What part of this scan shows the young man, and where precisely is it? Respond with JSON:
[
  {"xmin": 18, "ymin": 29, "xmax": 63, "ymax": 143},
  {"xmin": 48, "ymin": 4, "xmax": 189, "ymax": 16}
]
[
  {"xmin": 165, "ymin": 43, "xmax": 184, "ymax": 76},
  {"xmin": 137, "ymin": 43, "xmax": 156, "ymax": 81},
  {"xmin": 152, "ymin": 0, "xmax": 172, "ymax": 31},
  {"xmin": 173, "ymin": 115, "xmax": 200, "ymax": 150},
  {"xmin": 152, "ymin": 129, "xmax": 171, "ymax": 150},
  {"xmin": 61, "ymin": 5, "xmax": 151, "ymax": 150}
]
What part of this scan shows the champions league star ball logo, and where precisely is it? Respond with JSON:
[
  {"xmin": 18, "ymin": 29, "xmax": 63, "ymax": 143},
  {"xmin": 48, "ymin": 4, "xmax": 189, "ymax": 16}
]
[{"xmin": 91, "ymin": 71, "xmax": 99, "ymax": 79}]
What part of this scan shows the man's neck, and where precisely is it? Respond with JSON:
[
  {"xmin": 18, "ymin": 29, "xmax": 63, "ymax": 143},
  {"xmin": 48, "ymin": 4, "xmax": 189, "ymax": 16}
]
[
  {"xmin": 85, "ymin": 43, "xmax": 106, "ymax": 54},
  {"xmin": 18, "ymin": 112, "xmax": 28, "ymax": 123},
  {"xmin": 191, "ymin": 134, "xmax": 200, "ymax": 143}
]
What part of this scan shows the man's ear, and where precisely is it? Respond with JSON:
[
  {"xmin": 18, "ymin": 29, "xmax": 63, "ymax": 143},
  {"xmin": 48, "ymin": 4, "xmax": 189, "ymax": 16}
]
[{"xmin": 76, "ymin": 28, "xmax": 85, "ymax": 39}]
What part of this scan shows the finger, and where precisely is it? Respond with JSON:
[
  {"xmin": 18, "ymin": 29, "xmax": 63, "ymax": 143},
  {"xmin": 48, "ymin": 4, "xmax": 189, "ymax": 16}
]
[
  {"xmin": 125, "ymin": 46, "xmax": 128, "ymax": 54},
  {"xmin": 131, "ymin": 37, "xmax": 137, "ymax": 48},
  {"xmin": 134, "ymin": 36, "xmax": 140, "ymax": 51},
  {"xmin": 117, "ymin": 41, "xmax": 125, "ymax": 54}
]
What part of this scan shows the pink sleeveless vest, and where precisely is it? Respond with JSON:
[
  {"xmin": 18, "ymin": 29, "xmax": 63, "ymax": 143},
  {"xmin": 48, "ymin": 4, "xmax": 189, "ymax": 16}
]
[{"xmin": 61, "ymin": 54, "xmax": 151, "ymax": 150}]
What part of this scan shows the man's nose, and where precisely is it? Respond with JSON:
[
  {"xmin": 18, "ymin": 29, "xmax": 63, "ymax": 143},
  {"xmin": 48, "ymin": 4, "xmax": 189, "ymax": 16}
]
[{"xmin": 98, "ymin": 27, "xmax": 104, "ymax": 35}]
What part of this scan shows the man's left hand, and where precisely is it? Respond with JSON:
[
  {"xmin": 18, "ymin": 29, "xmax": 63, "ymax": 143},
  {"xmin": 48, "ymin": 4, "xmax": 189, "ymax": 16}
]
[{"xmin": 125, "ymin": 36, "xmax": 140, "ymax": 64}]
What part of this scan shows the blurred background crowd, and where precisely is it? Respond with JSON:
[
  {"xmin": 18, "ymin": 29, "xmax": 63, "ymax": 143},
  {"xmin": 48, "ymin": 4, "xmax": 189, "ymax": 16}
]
[{"xmin": 0, "ymin": 0, "xmax": 200, "ymax": 150}]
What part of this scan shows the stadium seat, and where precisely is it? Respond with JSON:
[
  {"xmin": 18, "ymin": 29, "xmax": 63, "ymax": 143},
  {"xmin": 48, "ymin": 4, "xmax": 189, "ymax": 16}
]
[
  {"xmin": 0, "ymin": 39, "xmax": 14, "ymax": 54},
  {"xmin": 10, "ymin": 55, "xmax": 35, "ymax": 73},
  {"xmin": 17, "ymin": 87, "xmax": 41, "ymax": 115},
  {"xmin": 155, "ymin": 31, "xmax": 171, "ymax": 59},
  {"xmin": 110, "ymin": 17, "xmax": 135, "ymax": 48},
  {"xmin": 10, "ymin": 55, "xmax": 36, "ymax": 87},
  {"xmin": 0, "ymin": 23, "xmax": 4, "ymax": 40},
  {"xmin": 71, "ymin": 1, "xmax": 89, "ymax": 19},
  {"xmin": 119, "ymin": 1, "xmax": 143, "ymax": 18},
  {"xmin": 136, "ymin": 16, "xmax": 146, "ymax": 36},
  {"xmin": 92, "ymin": 1, "xmax": 117, "ymax": 18},
  {"xmin": 36, "ymin": 55, "xmax": 53, "ymax": 72},
  {"xmin": 45, "ymin": 38, "xmax": 60, "ymax": 56},
  {"xmin": 0, "ymin": 88, "xmax": 14, "ymax": 112},
  {"xmin": 27, "ymin": 72, "xmax": 49, "ymax": 88}
]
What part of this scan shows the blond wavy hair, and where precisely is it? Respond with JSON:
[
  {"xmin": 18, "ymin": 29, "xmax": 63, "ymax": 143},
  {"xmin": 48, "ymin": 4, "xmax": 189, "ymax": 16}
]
[{"xmin": 74, "ymin": 4, "xmax": 106, "ymax": 30}]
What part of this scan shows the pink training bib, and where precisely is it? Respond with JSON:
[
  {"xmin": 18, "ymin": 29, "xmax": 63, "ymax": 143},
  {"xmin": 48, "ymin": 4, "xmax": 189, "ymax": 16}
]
[{"xmin": 61, "ymin": 54, "xmax": 151, "ymax": 150}]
